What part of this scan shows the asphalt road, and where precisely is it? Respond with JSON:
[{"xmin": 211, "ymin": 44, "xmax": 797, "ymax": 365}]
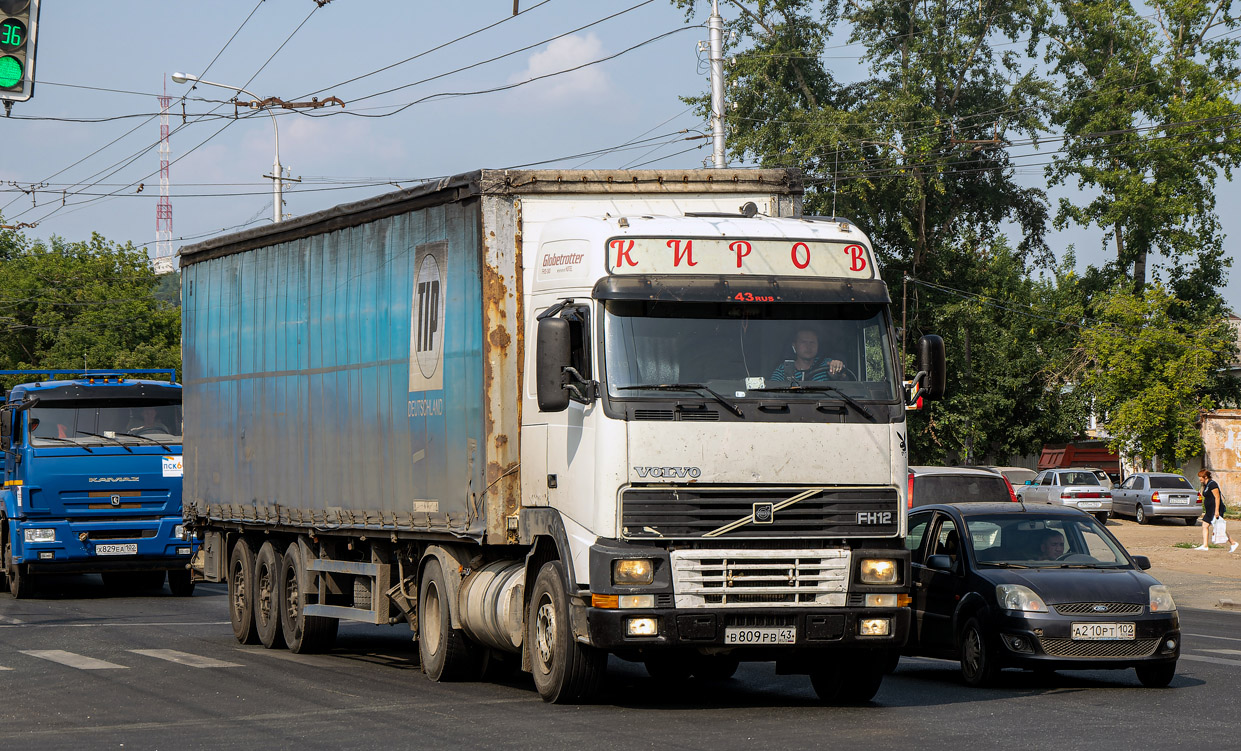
[{"xmin": 1, "ymin": 576, "xmax": 1238, "ymax": 750}]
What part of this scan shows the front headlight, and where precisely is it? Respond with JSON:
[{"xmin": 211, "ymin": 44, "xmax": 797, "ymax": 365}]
[
  {"xmin": 23, "ymin": 528, "xmax": 56, "ymax": 543},
  {"xmin": 859, "ymin": 558, "xmax": 899, "ymax": 584},
  {"xmin": 612, "ymin": 559, "xmax": 654, "ymax": 585},
  {"xmin": 996, "ymin": 584, "xmax": 1048, "ymax": 613},
  {"xmin": 174, "ymin": 524, "xmax": 188, "ymax": 540},
  {"xmin": 1149, "ymin": 585, "xmax": 1177, "ymax": 613}
]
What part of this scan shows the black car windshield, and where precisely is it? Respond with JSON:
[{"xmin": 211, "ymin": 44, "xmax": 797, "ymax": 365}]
[
  {"xmin": 603, "ymin": 300, "xmax": 899, "ymax": 402},
  {"xmin": 1149, "ymin": 476, "xmax": 1193, "ymax": 490},
  {"xmin": 29, "ymin": 400, "xmax": 182, "ymax": 446},
  {"xmin": 966, "ymin": 514, "xmax": 1129, "ymax": 568}
]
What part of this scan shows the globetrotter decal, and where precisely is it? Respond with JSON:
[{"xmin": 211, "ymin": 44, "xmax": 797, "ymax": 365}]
[{"xmin": 409, "ymin": 242, "xmax": 447, "ymax": 392}]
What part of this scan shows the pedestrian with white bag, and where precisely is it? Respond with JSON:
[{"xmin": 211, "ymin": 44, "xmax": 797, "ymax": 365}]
[{"xmin": 1195, "ymin": 469, "xmax": 1237, "ymax": 552}]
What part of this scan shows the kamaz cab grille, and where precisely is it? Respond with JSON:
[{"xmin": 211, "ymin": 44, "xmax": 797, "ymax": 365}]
[
  {"xmin": 670, "ymin": 548, "xmax": 849, "ymax": 608},
  {"xmin": 622, "ymin": 485, "xmax": 899, "ymax": 540}
]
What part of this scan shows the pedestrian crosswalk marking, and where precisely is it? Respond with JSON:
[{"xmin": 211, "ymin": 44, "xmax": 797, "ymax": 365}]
[
  {"xmin": 129, "ymin": 649, "xmax": 242, "ymax": 668},
  {"xmin": 21, "ymin": 650, "xmax": 127, "ymax": 670},
  {"xmin": 1200, "ymin": 648, "xmax": 1241, "ymax": 657},
  {"xmin": 1182, "ymin": 654, "xmax": 1241, "ymax": 668}
]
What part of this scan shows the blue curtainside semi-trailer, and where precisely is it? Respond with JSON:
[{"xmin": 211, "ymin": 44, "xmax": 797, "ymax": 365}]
[
  {"xmin": 181, "ymin": 168, "xmax": 945, "ymax": 703},
  {"xmin": 0, "ymin": 370, "xmax": 195, "ymax": 598}
]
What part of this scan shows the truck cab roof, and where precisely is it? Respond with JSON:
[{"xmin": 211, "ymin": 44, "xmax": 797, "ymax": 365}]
[{"xmin": 7, "ymin": 377, "xmax": 181, "ymax": 404}]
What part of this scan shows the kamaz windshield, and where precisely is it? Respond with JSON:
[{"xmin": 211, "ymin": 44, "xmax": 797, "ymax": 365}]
[
  {"xmin": 603, "ymin": 300, "xmax": 899, "ymax": 402},
  {"xmin": 29, "ymin": 400, "xmax": 182, "ymax": 446}
]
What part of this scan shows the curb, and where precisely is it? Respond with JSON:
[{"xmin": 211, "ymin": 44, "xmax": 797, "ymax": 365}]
[{"xmin": 1220, "ymin": 599, "xmax": 1240, "ymax": 610}]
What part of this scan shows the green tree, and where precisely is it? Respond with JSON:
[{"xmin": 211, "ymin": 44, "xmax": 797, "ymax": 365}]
[
  {"xmin": 1047, "ymin": 0, "xmax": 1241, "ymax": 296},
  {"xmin": 0, "ymin": 227, "xmax": 181, "ymax": 379},
  {"xmin": 1077, "ymin": 283, "xmax": 1235, "ymax": 468}
]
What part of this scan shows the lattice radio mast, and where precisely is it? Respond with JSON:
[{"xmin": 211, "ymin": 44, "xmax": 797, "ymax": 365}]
[{"xmin": 153, "ymin": 76, "xmax": 174, "ymax": 274}]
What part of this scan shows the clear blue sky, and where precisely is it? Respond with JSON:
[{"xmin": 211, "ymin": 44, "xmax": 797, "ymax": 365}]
[{"xmin": 1, "ymin": 0, "xmax": 1236, "ymax": 309}]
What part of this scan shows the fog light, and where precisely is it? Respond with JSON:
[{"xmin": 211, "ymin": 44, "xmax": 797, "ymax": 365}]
[
  {"xmin": 619, "ymin": 594, "xmax": 655, "ymax": 609},
  {"xmin": 24, "ymin": 528, "xmax": 55, "ymax": 543},
  {"xmin": 1003, "ymin": 634, "xmax": 1033, "ymax": 653},
  {"xmin": 613, "ymin": 559, "xmax": 655, "ymax": 585},
  {"xmin": 859, "ymin": 618, "xmax": 891, "ymax": 636},
  {"xmin": 1164, "ymin": 638, "xmax": 1178, "ymax": 652},
  {"xmin": 38, "ymin": 551, "xmax": 54, "ymax": 560},
  {"xmin": 859, "ymin": 558, "xmax": 898, "ymax": 584},
  {"xmin": 626, "ymin": 617, "xmax": 659, "ymax": 637},
  {"xmin": 865, "ymin": 593, "xmax": 897, "ymax": 608},
  {"xmin": 176, "ymin": 547, "xmax": 192, "ymax": 556}
]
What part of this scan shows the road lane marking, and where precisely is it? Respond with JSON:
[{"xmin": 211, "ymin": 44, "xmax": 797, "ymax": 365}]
[
  {"xmin": 1199, "ymin": 648, "xmax": 1241, "ymax": 656},
  {"xmin": 0, "ymin": 664, "xmax": 10, "ymax": 671},
  {"xmin": 0, "ymin": 616, "xmax": 23, "ymax": 624},
  {"xmin": 1181, "ymin": 654, "xmax": 1241, "ymax": 667},
  {"xmin": 0, "ymin": 621, "xmax": 229, "ymax": 630},
  {"xmin": 129, "ymin": 649, "xmax": 243, "ymax": 668},
  {"xmin": 21, "ymin": 650, "xmax": 128, "ymax": 670},
  {"xmin": 1186, "ymin": 632, "xmax": 1241, "ymax": 643}
]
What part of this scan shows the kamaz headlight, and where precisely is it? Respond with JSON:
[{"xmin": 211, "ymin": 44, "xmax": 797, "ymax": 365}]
[
  {"xmin": 859, "ymin": 558, "xmax": 898, "ymax": 584},
  {"xmin": 1149, "ymin": 585, "xmax": 1177, "ymax": 613},
  {"xmin": 24, "ymin": 528, "xmax": 56, "ymax": 543},
  {"xmin": 996, "ymin": 584, "xmax": 1048, "ymax": 613},
  {"xmin": 613, "ymin": 559, "xmax": 654, "ymax": 585},
  {"xmin": 174, "ymin": 525, "xmax": 187, "ymax": 540}
]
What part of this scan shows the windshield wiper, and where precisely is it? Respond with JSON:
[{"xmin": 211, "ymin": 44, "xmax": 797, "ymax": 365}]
[
  {"xmin": 114, "ymin": 432, "xmax": 175, "ymax": 453},
  {"xmin": 750, "ymin": 383, "xmax": 875, "ymax": 421},
  {"xmin": 76, "ymin": 430, "xmax": 134, "ymax": 453},
  {"xmin": 979, "ymin": 561, "xmax": 1031, "ymax": 568},
  {"xmin": 617, "ymin": 383, "xmax": 743, "ymax": 417},
  {"xmin": 31, "ymin": 436, "xmax": 94, "ymax": 453}
]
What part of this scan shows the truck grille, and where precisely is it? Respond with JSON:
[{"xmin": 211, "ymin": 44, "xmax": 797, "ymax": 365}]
[
  {"xmin": 1038, "ymin": 638, "xmax": 1159, "ymax": 658},
  {"xmin": 670, "ymin": 548, "xmax": 849, "ymax": 608},
  {"xmin": 621, "ymin": 486, "xmax": 899, "ymax": 540}
]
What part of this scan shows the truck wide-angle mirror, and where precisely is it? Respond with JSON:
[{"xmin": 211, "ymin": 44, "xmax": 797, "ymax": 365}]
[
  {"xmin": 918, "ymin": 334, "xmax": 946, "ymax": 401},
  {"xmin": 536, "ymin": 317, "xmax": 572, "ymax": 413}
]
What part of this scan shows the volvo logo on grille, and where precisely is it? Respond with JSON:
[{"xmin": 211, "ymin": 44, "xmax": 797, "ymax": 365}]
[
  {"xmin": 110, "ymin": 495, "xmax": 121, "ymax": 506},
  {"xmin": 753, "ymin": 502, "xmax": 774, "ymax": 524}
]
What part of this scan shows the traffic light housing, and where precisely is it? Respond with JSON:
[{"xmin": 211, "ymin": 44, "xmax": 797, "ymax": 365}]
[{"xmin": 0, "ymin": 0, "xmax": 39, "ymax": 103}]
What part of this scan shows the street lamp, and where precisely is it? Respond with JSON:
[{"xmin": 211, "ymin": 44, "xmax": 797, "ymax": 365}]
[{"xmin": 171, "ymin": 71, "xmax": 289, "ymax": 224}]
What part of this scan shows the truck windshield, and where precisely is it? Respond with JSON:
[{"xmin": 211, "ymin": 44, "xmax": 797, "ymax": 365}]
[
  {"xmin": 603, "ymin": 300, "xmax": 899, "ymax": 401},
  {"xmin": 29, "ymin": 401, "xmax": 182, "ymax": 446}
]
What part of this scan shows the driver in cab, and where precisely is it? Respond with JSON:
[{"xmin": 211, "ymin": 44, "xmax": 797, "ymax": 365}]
[
  {"xmin": 771, "ymin": 328, "xmax": 846, "ymax": 382},
  {"xmin": 1035, "ymin": 530, "xmax": 1066, "ymax": 561}
]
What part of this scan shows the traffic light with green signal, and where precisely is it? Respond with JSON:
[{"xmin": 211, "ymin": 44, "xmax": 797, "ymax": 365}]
[{"xmin": 0, "ymin": 0, "xmax": 39, "ymax": 103}]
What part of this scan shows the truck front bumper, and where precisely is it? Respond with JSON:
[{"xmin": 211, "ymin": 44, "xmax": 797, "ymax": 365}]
[
  {"xmin": 588, "ymin": 606, "xmax": 910, "ymax": 652},
  {"xmin": 9, "ymin": 517, "xmax": 197, "ymax": 574}
]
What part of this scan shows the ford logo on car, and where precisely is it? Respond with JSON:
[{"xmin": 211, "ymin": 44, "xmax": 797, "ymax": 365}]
[{"xmin": 88, "ymin": 476, "xmax": 140, "ymax": 483}]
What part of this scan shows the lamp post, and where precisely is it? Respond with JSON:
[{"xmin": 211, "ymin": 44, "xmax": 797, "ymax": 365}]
[{"xmin": 171, "ymin": 71, "xmax": 287, "ymax": 223}]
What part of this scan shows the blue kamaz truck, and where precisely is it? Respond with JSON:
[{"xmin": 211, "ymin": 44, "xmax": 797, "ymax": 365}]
[{"xmin": 0, "ymin": 370, "xmax": 193, "ymax": 598}]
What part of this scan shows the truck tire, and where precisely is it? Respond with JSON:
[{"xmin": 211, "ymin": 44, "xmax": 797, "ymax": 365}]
[
  {"xmin": 3, "ymin": 526, "xmax": 34, "ymax": 599},
  {"xmin": 691, "ymin": 653, "xmax": 740, "ymax": 681},
  {"xmin": 254, "ymin": 542, "xmax": 286, "ymax": 649},
  {"xmin": 643, "ymin": 654, "xmax": 693, "ymax": 681},
  {"xmin": 279, "ymin": 542, "xmax": 337, "ymax": 654},
  {"xmin": 228, "ymin": 539, "xmax": 260, "ymax": 644},
  {"xmin": 418, "ymin": 558, "xmax": 479, "ymax": 681},
  {"xmin": 167, "ymin": 568, "xmax": 195, "ymax": 597},
  {"xmin": 528, "ymin": 561, "xmax": 605, "ymax": 703},
  {"xmin": 809, "ymin": 656, "xmax": 884, "ymax": 704}
]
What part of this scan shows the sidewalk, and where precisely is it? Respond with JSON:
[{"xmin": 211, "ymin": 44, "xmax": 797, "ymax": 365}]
[{"xmin": 1108, "ymin": 516, "xmax": 1241, "ymax": 611}]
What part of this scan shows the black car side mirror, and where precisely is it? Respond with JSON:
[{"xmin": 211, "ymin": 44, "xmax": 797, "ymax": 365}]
[
  {"xmin": 926, "ymin": 554, "xmax": 954, "ymax": 572},
  {"xmin": 1131, "ymin": 555, "xmax": 1152, "ymax": 571}
]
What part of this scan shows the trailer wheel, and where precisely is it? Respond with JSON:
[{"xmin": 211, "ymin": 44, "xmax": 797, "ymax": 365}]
[
  {"xmin": 528, "ymin": 561, "xmax": 605, "ymax": 703},
  {"xmin": 227, "ymin": 539, "xmax": 260, "ymax": 644},
  {"xmin": 279, "ymin": 542, "xmax": 337, "ymax": 654},
  {"xmin": 3, "ymin": 523, "xmax": 34, "ymax": 599},
  {"xmin": 418, "ymin": 558, "xmax": 478, "ymax": 681},
  {"xmin": 167, "ymin": 568, "xmax": 195, "ymax": 597},
  {"xmin": 254, "ymin": 542, "xmax": 286, "ymax": 649}
]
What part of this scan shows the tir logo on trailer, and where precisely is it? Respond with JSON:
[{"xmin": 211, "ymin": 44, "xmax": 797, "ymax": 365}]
[{"xmin": 409, "ymin": 242, "xmax": 447, "ymax": 392}]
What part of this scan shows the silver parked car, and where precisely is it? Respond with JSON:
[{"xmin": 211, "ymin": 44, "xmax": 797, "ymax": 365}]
[
  {"xmin": 1111, "ymin": 472, "xmax": 1203, "ymax": 525},
  {"xmin": 980, "ymin": 466, "xmax": 1038, "ymax": 487},
  {"xmin": 1016, "ymin": 468, "xmax": 1113, "ymax": 523}
]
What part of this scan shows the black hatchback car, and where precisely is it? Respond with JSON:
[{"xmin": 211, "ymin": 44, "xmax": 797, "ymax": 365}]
[{"xmin": 900, "ymin": 503, "xmax": 1180, "ymax": 687}]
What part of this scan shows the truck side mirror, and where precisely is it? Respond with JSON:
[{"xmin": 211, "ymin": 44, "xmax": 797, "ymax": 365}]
[
  {"xmin": 536, "ymin": 317, "xmax": 572, "ymax": 413},
  {"xmin": 918, "ymin": 334, "xmax": 946, "ymax": 401}
]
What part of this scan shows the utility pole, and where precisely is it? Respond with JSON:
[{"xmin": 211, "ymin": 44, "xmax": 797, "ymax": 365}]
[{"xmin": 708, "ymin": 0, "xmax": 726, "ymax": 168}]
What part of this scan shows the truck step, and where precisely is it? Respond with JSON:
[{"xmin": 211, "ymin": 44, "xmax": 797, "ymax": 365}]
[
  {"xmin": 306, "ymin": 559, "xmax": 380, "ymax": 576},
  {"xmin": 304, "ymin": 603, "xmax": 381, "ymax": 624}
]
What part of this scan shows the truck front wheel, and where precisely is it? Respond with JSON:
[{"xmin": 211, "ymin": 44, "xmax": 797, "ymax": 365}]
[
  {"xmin": 809, "ymin": 654, "xmax": 884, "ymax": 704},
  {"xmin": 168, "ymin": 568, "xmax": 195, "ymax": 597},
  {"xmin": 254, "ymin": 542, "xmax": 286, "ymax": 649},
  {"xmin": 528, "ymin": 561, "xmax": 605, "ymax": 703},
  {"xmin": 3, "ymin": 524, "xmax": 34, "ymax": 599},
  {"xmin": 279, "ymin": 542, "xmax": 337, "ymax": 654},
  {"xmin": 228, "ymin": 539, "xmax": 259, "ymax": 644}
]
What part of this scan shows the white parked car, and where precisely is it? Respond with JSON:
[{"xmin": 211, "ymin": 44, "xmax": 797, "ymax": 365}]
[{"xmin": 1016, "ymin": 468, "xmax": 1113, "ymax": 523}]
